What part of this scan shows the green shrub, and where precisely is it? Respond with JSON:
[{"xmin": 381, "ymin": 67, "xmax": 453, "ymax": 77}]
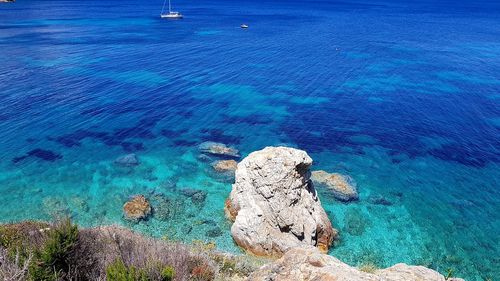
[
  {"xmin": 160, "ymin": 265, "xmax": 175, "ymax": 281},
  {"xmin": 445, "ymin": 268, "xmax": 454, "ymax": 280},
  {"xmin": 106, "ymin": 258, "xmax": 150, "ymax": 281},
  {"xmin": 29, "ymin": 218, "xmax": 79, "ymax": 280}
]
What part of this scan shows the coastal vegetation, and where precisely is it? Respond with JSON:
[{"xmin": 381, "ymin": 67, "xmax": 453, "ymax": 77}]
[{"xmin": 0, "ymin": 219, "xmax": 264, "ymax": 281}]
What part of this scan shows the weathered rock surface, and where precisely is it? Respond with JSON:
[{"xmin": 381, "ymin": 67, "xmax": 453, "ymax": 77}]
[
  {"xmin": 225, "ymin": 146, "xmax": 337, "ymax": 257},
  {"xmin": 123, "ymin": 195, "xmax": 151, "ymax": 221},
  {"xmin": 211, "ymin": 159, "xmax": 238, "ymax": 172},
  {"xmin": 114, "ymin": 153, "xmax": 139, "ymax": 167},
  {"xmin": 311, "ymin": 170, "xmax": 359, "ymax": 202},
  {"xmin": 199, "ymin": 141, "xmax": 240, "ymax": 158},
  {"xmin": 249, "ymin": 247, "xmax": 465, "ymax": 281}
]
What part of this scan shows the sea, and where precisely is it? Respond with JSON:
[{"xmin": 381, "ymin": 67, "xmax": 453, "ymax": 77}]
[{"xmin": 0, "ymin": 0, "xmax": 499, "ymax": 279}]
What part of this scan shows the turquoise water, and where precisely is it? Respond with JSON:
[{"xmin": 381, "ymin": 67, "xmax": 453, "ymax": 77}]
[{"xmin": 1, "ymin": 0, "xmax": 499, "ymax": 279}]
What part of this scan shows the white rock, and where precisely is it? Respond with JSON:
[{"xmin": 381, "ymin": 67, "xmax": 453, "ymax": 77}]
[
  {"xmin": 249, "ymin": 247, "xmax": 465, "ymax": 281},
  {"xmin": 225, "ymin": 146, "xmax": 338, "ymax": 257}
]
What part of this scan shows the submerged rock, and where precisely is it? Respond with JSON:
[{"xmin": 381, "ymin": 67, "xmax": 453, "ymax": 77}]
[
  {"xmin": 114, "ymin": 153, "xmax": 139, "ymax": 167},
  {"xmin": 12, "ymin": 148, "xmax": 62, "ymax": 163},
  {"xmin": 153, "ymin": 196, "xmax": 172, "ymax": 221},
  {"xmin": 192, "ymin": 191, "xmax": 207, "ymax": 205},
  {"xmin": 158, "ymin": 179, "xmax": 177, "ymax": 190},
  {"xmin": 225, "ymin": 146, "xmax": 338, "ymax": 257},
  {"xmin": 249, "ymin": 247, "xmax": 465, "ymax": 281},
  {"xmin": 311, "ymin": 170, "xmax": 359, "ymax": 202},
  {"xmin": 152, "ymin": 194, "xmax": 186, "ymax": 221},
  {"xmin": 180, "ymin": 188, "xmax": 199, "ymax": 197},
  {"xmin": 211, "ymin": 159, "xmax": 238, "ymax": 172},
  {"xmin": 197, "ymin": 153, "xmax": 213, "ymax": 163},
  {"xmin": 180, "ymin": 188, "xmax": 204, "ymax": 198},
  {"xmin": 182, "ymin": 224, "xmax": 193, "ymax": 234},
  {"xmin": 123, "ymin": 195, "xmax": 151, "ymax": 221},
  {"xmin": 198, "ymin": 141, "xmax": 240, "ymax": 158},
  {"xmin": 70, "ymin": 196, "xmax": 90, "ymax": 212},
  {"xmin": 180, "ymin": 188, "xmax": 207, "ymax": 206},
  {"xmin": 344, "ymin": 208, "xmax": 370, "ymax": 236},
  {"xmin": 209, "ymin": 159, "xmax": 238, "ymax": 183},
  {"xmin": 368, "ymin": 195, "xmax": 393, "ymax": 206},
  {"xmin": 42, "ymin": 197, "xmax": 69, "ymax": 217},
  {"xmin": 200, "ymin": 219, "xmax": 217, "ymax": 226},
  {"xmin": 206, "ymin": 227, "xmax": 223, "ymax": 238}
]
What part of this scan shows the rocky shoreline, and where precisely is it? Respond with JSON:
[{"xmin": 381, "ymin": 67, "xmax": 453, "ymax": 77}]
[
  {"xmin": 249, "ymin": 247, "xmax": 463, "ymax": 281},
  {"xmin": 0, "ymin": 146, "xmax": 465, "ymax": 280},
  {"xmin": 0, "ymin": 221, "xmax": 463, "ymax": 281},
  {"xmin": 224, "ymin": 146, "xmax": 464, "ymax": 280}
]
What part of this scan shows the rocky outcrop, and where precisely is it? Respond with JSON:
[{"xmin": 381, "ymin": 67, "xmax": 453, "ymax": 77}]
[
  {"xmin": 249, "ymin": 247, "xmax": 465, "ymax": 281},
  {"xmin": 211, "ymin": 160, "xmax": 238, "ymax": 172},
  {"xmin": 114, "ymin": 153, "xmax": 139, "ymax": 167},
  {"xmin": 311, "ymin": 170, "xmax": 359, "ymax": 202},
  {"xmin": 199, "ymin": 142, "xmax": 240, "ymax": 158},
  {"xmin": 123, "ymin": 195, "xmax": 151, "ymax": 221},
  {"xmin": 225, "ymin": 147, "xmax": 337, "ymax": 257}
]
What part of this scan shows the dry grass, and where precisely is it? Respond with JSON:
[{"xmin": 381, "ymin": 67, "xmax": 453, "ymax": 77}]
[
  {"xmin": 0, "ymin": 247, "xmax": 32, "ymax": 281},
  {"xmin": 69, "ymin": 226, "xmax": 196, "ymax": 280}
]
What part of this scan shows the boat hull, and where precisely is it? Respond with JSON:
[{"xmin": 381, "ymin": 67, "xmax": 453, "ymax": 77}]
[{"xmin": 161, "ymin": 14, "xmax": 183, "ymax": 19}]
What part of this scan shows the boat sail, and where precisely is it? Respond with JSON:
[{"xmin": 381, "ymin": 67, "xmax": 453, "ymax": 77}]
[{"xmin": 161, "ymin": 0, "xmax": 183, "ymax": 19}]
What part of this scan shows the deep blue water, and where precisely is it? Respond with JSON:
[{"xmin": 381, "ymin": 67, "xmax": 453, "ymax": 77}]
[{"xmin": 1, "ymin": 0, "xmax": 499, "ymax": 279}]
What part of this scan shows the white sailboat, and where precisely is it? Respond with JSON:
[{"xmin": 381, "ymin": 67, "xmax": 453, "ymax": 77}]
[{"xmin": 161, "ymin": 0, "xmax": 183, "ymax": 19}]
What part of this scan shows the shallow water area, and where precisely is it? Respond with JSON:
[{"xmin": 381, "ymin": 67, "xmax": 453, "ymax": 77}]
[{"xmin": 0, "ymin": 0, "xmax": 499, "ymax": 280}]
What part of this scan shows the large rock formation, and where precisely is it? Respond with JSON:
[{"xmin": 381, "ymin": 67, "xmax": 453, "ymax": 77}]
[
  {"xmin": 225, "ymin": 147, "xmax": 337, "ymax": 257},
  {"xmin": 249, "ymin": 247, "xmax": 465, "ymax": 281},
  {"xmin": 311, "ymin": 170, "xmax": 359, "ymax": 202}
]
